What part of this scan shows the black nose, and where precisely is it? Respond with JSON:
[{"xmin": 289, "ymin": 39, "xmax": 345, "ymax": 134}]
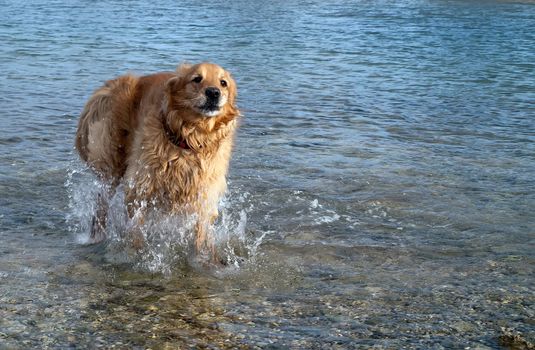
[{"xmin": 205, "ymin": 87, "xmax": 221, "ymax": 100}]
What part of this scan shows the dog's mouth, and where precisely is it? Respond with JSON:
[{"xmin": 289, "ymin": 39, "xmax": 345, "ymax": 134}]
[
  {"xmin": 197, "ymin": 101, "xmax": 221, "ymax": 117},
  {"xmin": 191, "ymin": 88, "xmax": 227, "ymax": 117},
  {"xmin": 197, "ymin": 96, "xmax": 228, "ymax": 117}
]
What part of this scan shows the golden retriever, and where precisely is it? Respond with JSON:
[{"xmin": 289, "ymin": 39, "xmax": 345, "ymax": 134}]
[{"xmin": 75, "ymin": 62, "xmax": 240, "ymax": 260}]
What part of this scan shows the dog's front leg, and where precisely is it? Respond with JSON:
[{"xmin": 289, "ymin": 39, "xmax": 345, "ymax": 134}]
[
  {"xmin": 125, "ymin": 199, "xmax": 147, "ymax": 250},
  {"xmin": 194, "ymin": 207, "xmax": 225, "ymax": 266},
  {"xmin": 194, "ymin": 210, "xmax": 219, "ymax": 260},
  {"xmin": 90, "ymin": 184, "xmax": 116, "ymax": 243},
  {"xmin": 129, "ymin": 215, "xmax": 146, "ymax": 250},
  {"xmin": 194, "ymin": 218, "xmax": 213, "ymax": 256},
  {"xmin": 90, "ymin": 192, "xmax": 107, "ymax": 242}
]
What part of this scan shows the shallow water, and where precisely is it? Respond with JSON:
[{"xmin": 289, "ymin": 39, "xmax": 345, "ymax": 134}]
[{"xmin": 1, "ymin": 0, "xmax": 534, "ymax": 348}]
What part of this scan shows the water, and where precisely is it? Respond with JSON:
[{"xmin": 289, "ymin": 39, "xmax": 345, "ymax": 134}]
[{"xmin": 1, "ymin": 0, "xmax": 534, "ymax": 348}]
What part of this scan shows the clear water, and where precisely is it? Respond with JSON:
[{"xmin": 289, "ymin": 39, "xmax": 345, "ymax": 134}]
[{"xmin": 1, "ymin": 0, "xmax": 534, "ymax": 348}]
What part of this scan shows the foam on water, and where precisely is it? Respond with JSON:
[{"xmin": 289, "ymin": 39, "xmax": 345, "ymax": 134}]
[{"xmin": 65, "ymin": 163, "xmax": 264, "ymax": 275}]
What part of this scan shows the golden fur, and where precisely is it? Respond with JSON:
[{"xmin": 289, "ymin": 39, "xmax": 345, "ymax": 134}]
[{"xmin": 75, "ymin": 62, "xmax": 240, "ymax": 257}]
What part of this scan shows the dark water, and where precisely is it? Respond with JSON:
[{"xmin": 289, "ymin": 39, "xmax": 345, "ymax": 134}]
[{"xmin": 1, "ymin": 0, "xmax": 534, "ymax": 348}]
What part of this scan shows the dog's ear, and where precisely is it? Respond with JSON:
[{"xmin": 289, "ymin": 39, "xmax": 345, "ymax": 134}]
[
  {"xmin": 227, "ymin": 73, "xmax": 237, "ymax": 104},
  {"xmin": 226, "ymin": 73, "xmax": 240, "ymax": 117},
  {"xmin": 164, "ymin": 73, "xmax": 183, "ymax": 114},
  {"xmin": 165, "ymin": 75, "xmax": 180, "ymax": 93},
  {"xmin": 176, "ymin": 62, "xmax": 192, "ymax": 77},
  {"xmin": 166, "ymin": 63, "xmax": 193, "ymax": 93}
]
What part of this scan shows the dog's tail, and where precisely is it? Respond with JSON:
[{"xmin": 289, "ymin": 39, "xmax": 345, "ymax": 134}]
[{"xmin": 75, "ymin": 75, "xmax": 138, "ymax": 180}]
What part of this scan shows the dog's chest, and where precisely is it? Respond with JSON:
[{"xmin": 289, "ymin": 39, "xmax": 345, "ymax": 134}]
[{"xmin": 131, "ymin": 150, "xmax": 218, "ymax": 202}]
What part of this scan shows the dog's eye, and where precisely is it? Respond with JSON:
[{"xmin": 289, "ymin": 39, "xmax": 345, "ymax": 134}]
[
  {"xmin": 220, "ymin": 80, "xmax": 228, "ymax": 87},
  {"xmin": 192, "ymin": 76, "xmax": 203, "ymax": 83}
]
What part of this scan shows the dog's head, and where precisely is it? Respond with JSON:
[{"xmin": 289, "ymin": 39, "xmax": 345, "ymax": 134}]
[{"xmin": 166, "ymin": 62, "xmax": 239, "ymax": 120}]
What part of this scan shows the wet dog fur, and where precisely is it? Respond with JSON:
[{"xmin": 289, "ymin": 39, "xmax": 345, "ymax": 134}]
[{"xmin": 75, "ymin": 62, "xmax": 240, "ymax": 259}]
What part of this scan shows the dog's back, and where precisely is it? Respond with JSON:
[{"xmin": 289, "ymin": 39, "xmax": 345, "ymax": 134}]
[{"xmin": 75, "ymin": 73, "xmax": 171, "ymax": 182}]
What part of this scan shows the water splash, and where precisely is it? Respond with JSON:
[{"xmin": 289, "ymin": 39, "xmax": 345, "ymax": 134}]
[
  {"xmin": 65, "ymin": 163, "xmax": 264, "ymax": 275},
  {"xmin": 65, "ymin": 163, "xmax": 104, "ymax": 244}
]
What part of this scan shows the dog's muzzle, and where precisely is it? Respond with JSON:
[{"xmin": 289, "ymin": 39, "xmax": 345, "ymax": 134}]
[{"xmin": 199, "ymin": 87, "xmax": 222, "ymax": 116}]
